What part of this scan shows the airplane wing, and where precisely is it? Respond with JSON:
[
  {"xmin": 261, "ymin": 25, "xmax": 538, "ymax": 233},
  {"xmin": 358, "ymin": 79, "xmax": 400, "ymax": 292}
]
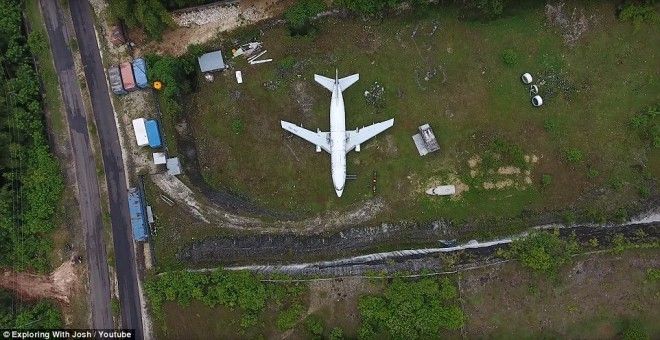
[
  {"xmin": 345, "ymin": 118, "xmax": 395, "ymax": 153},
  {"xmin": 281, "ymin": 121, "xmax": 331, "ymax": 153}
]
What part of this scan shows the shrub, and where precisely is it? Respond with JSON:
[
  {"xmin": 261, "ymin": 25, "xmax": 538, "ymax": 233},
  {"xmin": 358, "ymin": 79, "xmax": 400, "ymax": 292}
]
[
  {"xmin": 304, "ymin": 314, "xmax": 324, "ymax": 336},
  {"xmin": 358, "ymin": 277, "xmax": 465, "ymax": 339},
  {"xmin": 564, "ymin": 148, "xmax": 583, "ymax": 164},
  {"xmin": 619, "ymin": 3, "xmax": 659, "ymax": 28},
  {"xmin": 541, "ymin": 174, "xmax": 552, "ymax": 188},
  {"xmin": 587, "ymin": 168, "xmax": 600, "ymax": 179},
  {"xmin": 284, "ymin": 0, "xmax": 326, "ymax": 36},
  {"xmin": 231, "ymin": 118, "xmax": 245, "ymax": 135},
  {"xmin": 276, "ymin": 304, "xmax": 304, "ymax": 331},
  {"xmin": 646, "ymin": 268, "xmax": 660, "ymax": 282},
  {"xmin": 620, "ymin": 318, "xmax": 649, "ymax": 340},
  {"xmin": 501, "ymin": 48, "xmax": 519, "ymax": 66},
  {"xmin": 329, "ymin": 327, "xmax": 344, "ymax": 340},
  {"xmin": 475, "ymin": 0, "xmax": 507, "ymax": 18},
  {"xmin": 507, "ymin": 231, "xmax": 572, "ymax": 276},
  {"xmin": 629, "ymin": 105, "xmax": 659, "ymax": 148},
  {"xmin": 638, "ymin": 186, "xmax": 651, "ymax": 198},
  {"xmin": 611, "ymin": 233, "xmax": 629, "ymax": 254}
]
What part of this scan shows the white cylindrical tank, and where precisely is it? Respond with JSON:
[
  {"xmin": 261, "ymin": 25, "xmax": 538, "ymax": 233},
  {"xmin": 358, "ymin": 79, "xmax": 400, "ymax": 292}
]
[
  {"xmin": 532, "ymin": 95, "xmax": 543, "ymax": 107},
  {"xmin": 521, "ymin": 73, "xmax": 533, "ymax": 84}
]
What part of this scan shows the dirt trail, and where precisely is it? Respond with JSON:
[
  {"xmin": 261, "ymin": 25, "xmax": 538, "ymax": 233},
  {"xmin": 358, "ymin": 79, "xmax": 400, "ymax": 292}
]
[{"xmin": 0, "ymin": 261, "xmax": 77, "ymax": 304}]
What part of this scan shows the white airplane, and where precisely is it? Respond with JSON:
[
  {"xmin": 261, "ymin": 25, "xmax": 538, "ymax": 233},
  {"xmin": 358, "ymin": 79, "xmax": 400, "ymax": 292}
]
[{"xmin": 281, "ymin": 70, "xmax": 394, "ymax": 197}]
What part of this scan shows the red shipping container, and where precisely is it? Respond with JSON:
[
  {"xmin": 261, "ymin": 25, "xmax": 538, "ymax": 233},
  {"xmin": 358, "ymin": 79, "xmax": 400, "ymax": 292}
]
[{"xmin": 120, "ymin": 62, "xmax": 136, "ymax": 92}]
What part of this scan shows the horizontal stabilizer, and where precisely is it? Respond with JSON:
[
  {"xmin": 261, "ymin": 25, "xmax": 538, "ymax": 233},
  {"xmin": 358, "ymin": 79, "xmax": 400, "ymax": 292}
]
[
  {"xmin": 314, "ymin": 74, "xmax": 335, "ymax": 92},
  {"xmin": 338, "ymin": 74, "xmax": 359, "ymax": 91},
  {"xmin": 314, "ymin": 72, "xmax": 360, "ymax": 92}
]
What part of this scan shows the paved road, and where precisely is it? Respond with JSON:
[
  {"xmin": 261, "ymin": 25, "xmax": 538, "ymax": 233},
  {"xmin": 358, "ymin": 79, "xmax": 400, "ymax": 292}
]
[
  {"xmin": 38, "ymin": 0, "xmax": 113, "ymax": 329},
  {"xmin": 68, "ymin": 1, "xmax": 144, "ymax": 338}
]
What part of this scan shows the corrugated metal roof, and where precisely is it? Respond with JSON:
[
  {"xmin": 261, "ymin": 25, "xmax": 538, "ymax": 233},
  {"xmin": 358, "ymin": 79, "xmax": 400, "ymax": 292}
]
[
  {"xmin": 145, "ymin": 119, "xmax": 162, "ymax": 148},
  {"xmin": 132, "ymin": 118, "xmax": 149, "ymax": 146},
  {"xmin": 167, "ymin": 157, "xmax": 182, "ymax": 176},
  {"xmin": 198, "ymin": 51, "xmax": 225, "ymax": 72},
  {"xmin": 132, "ymin": 58, "xmax": 148, "ymax": 88},
  {"xmin": 128, "ymin": 188, "xmax": 148, "ymax": 241},
  {"xmin": 108, "ymin": 65, "xmax": 126, "ymax": 95}
]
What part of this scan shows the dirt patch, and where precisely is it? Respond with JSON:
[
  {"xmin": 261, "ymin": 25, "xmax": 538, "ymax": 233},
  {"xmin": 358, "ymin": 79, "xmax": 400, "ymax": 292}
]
[
  {"xmin": 545, "ymin": 2, "xmax": 595, "ymax": 46},
  {"xmin": 0, "ymin": 260, "xmax": 78, "ymax": 304},
  {"xmin": 461, "ymin": 249, "xmax": 660, "ymax": 338},
  {"xmin": 307, "ymin": 277, "xmax": 381, "ymax": 337},
  {"xmin": 293, "ymin": 81, "xmax": 314, "ymax": 114}
]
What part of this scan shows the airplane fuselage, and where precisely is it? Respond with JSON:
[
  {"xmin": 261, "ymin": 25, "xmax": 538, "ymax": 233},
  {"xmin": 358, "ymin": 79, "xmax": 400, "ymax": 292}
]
[{"xmin": 329, "ymin": 82, "xmax": 347, "ymax": 197}]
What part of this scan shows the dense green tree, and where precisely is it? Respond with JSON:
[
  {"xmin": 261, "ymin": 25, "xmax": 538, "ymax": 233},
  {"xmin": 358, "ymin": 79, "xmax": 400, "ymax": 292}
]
[
  {"xmin": 284, "ymin": 0, "xmax": 326, "ymax": 36},
  {"xmin": 109, "ymin": 0, "xmax": 172, "ymax": 39},
  {"xmin": 507, "ymin": 231, "xmax": 573, "ymax": 275},
  {"xmin": 0, "ymin": 0, "xmax": 63, "ymax": 272},
  {"xmin": 358, "ymin": 277, "xmax": 465, "ymax": 339}
]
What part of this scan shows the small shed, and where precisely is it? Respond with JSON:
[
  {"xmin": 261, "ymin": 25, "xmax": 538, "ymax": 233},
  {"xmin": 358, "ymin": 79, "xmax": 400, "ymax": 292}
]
[
  {"xmin": 108, "ymin": 65, "xmax": 126, "ymax": 95},
  {"xmin": 120, "ymin": 62, "xmax": 136, "ymax": 91},
  {"xmin": 198, "ymin": 51, "xmax": 226, "ymax": 73},
  {"xmin": 153, "ymin": 152, "xmax": 166, "ymax": 165},
  {"xmin": 132, "ymin": 118, "xmax": 149, "ymax": 146},
  {"xmin": 412, "ymin": 124, "xmax": 440, "ymax": 156},
  {"xmin": 145, "ymin": 119, "xmax": 162, "ymax": 148},
  {"xmin": 128, "ymin": 187, "xmax": 148, "ymax": 241},
  {"xmin": 132, "ymin": 58, "xmax": 148, "ymax": 89},
  {"xmin": 166, "ymin": 157, "xmax": 182, "ymax": 176}
]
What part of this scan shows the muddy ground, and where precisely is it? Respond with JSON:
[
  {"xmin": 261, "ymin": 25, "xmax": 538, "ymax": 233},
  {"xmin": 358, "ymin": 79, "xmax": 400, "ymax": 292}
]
[{"xmin": 178, "ymin": 221, "xmax": 659, "ymax": 275}]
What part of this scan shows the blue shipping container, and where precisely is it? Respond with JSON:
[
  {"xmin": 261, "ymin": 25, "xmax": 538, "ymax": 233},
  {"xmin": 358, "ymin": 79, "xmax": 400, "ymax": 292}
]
[
  {"xmin": 132, "ymin": 58, "xmax": 148, "ymax": 88},
  {"xmin": 145, "ymin": 120, "xmax": 162, "ymax": 148},
  {"xmin": 128, "ymin": 188, "xmax": 148, "ymax": 241}
]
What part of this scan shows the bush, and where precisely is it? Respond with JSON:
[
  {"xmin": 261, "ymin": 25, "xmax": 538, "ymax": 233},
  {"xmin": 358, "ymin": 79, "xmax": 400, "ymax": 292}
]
[
  {"xmin": 358, "ymin": 278, "xmax": 465, "ymax": 339},
  {"xmin": 329, "ymin": 327, "xmax": 344, "ymax": 340},
  {"xmin": 501, "ymin": 48, "xmax": 519, "ymax": 66},
  {"xmin": 231, "ymin": 118, "xmax": 245, "ymax": 135},
  {"xmin": 646, "ymin": 268, "xmax": 660, "ymax": 282},
  {"xmin": 276, "ymin": 303, "xmax": 304, "ymax": 331},
  {"xmin": 638, "ymin": 186, "xmax": 651, "ymax": 198},
  {"xmin": 507, "ymin": 231, "xmax": 573, "ymax": 276},
  {"xmin": 629, "ymin": 105, "xmax": 659, "ymax": 148},
  {"xmin": 541, "ymin": 174, "xmax": 552, "ymax": 188},
  {"xmin": 475, "ymin": 0, "xmax": 507, "ymax": 18},
  {"xmin": 620, "ymin": 318, "xmax": 650, "ymax": 340},
  {"xmin": 619, "ymin": 3, "xmax": 659, "ymax": 28},
  {"xmin": 109, "ymin": 0, "xmax": 173, "ymax": 39},
  {"xmin": 284, "ymin": 0, "xmax": 326, "ymax": 36},
  {"xmin": 564, "ymin": 148, "xmax": 583, "ymax": 164},
  {"xmin": 304, "ymin": 314, "xmax": 324, "ymax": 336}
]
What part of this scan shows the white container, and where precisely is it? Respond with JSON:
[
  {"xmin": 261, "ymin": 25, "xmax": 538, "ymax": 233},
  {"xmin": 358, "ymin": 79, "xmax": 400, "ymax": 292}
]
[
  {"xmin": 235, "ymin": 71, "xmax": 243, "ymax": 84},
  {"xmin": 521, "ymin": 73, "xmax": 533, "ymax": 84},
  {"xmin": 532, "ymin": 95, "xmax": 543, "ymax": 107},
  {"xmin": 132, "ymin": 118, "xmax": 149, "ymax": 146},
  {"xmin": 425, "ymin": 185, "xmax": 456, "ymax": 196}
]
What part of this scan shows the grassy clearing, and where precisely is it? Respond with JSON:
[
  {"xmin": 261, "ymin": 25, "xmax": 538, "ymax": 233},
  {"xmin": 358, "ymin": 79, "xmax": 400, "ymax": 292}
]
[
  {"xmin": 182, "ymin": 2, "xmax": 658, "ymax": 222},
  {"xmin": 153, "ymin": 248, "xmax": 659, "ymax": 339},
  {"xmin": 461, "ymin": 248, "xmax": 660, "ymax": 338}
]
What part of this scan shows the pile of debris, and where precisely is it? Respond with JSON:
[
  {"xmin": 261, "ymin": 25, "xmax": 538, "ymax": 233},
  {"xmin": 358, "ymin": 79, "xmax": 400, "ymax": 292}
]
[
  {"xmin": 364, "ymin": 81, "xmax": 385, "ymax": 108},
  {"xmin": 232, "ymin": 42, "xmax": 272, "ymax": 65},
  {"xmin": 545, "ymin": 2, "xmax": 593, "ymax": 46}
]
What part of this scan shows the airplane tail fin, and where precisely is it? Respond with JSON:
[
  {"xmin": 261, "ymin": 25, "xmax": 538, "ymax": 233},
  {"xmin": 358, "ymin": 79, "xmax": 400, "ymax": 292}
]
[{"xmin": 314, "ymin": 71, "xmax": 359, "ymax": 92}]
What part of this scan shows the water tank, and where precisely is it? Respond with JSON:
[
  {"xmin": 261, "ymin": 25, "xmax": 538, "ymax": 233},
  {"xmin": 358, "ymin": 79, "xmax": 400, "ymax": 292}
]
[
  {"xmin": 521, "ymin": 73, "xmax": 533, "ymax": 84},
  {"xmin": 532, "ymin": 95, "xmax": 543, "ymax": 107}
]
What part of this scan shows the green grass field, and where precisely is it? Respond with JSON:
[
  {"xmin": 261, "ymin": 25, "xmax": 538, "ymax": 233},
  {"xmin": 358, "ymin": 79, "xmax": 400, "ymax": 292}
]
[{"xmin": 183, "ymin": 2, "xmax": 658, "ymax": 222}]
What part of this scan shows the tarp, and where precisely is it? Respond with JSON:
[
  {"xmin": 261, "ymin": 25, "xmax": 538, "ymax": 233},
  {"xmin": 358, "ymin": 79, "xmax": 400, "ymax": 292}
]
[
  {"xmin": 145, "ymin": 119, "xmax": 162, "ymax": 148},
  {"xmin": 132, "ymin": 58, "xmax": 148, "ymax": 88}
]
